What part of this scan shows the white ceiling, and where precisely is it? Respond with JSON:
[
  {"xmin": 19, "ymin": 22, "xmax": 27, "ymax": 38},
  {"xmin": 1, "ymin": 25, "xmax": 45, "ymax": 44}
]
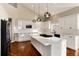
[{"xmin": 21, "ymin": 3, "xmax": 79, "ymax": 15}]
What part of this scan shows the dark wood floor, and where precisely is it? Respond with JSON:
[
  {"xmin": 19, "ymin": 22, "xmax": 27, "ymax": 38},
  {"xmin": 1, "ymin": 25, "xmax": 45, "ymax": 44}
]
[
  {"xmin": 9, "ymin": 41, "xmax": 76, "ymax": 56},
  {"xmin": 9, "ymin": 41, "xmax": 41, "ymax": 56}
]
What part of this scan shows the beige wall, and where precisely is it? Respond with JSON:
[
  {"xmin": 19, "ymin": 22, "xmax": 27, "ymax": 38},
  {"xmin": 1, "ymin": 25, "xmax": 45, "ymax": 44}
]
[{"xmin": 0, "ymin": 3, "xmax": 17, "ymax": 19}]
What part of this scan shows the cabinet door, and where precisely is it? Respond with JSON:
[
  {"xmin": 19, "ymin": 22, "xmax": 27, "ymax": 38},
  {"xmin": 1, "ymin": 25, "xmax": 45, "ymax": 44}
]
[
  {"xmin": 61, "ymin": 35, "xmax": 75, "ymax": 50},
  {"xmin": 58, "ymin": 14, "xmax": 77, "ymax": 34},
  {"xmin": 18, "ymin": 33, "xmax": 31, "ymax": 41}
]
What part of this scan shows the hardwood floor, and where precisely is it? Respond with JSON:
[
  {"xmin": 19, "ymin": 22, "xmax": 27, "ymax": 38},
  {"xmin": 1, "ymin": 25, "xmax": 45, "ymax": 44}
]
[
  {"xmin": 67, "ymin": 47, "xmax": 75, "ymax": 56},
  {"xmin": 9, "ymin": 41, "xmax": 41, "ymax": 56},
  {"xmin": 9, "ymin": 40, "xmax": 76, "ymax": 56}
]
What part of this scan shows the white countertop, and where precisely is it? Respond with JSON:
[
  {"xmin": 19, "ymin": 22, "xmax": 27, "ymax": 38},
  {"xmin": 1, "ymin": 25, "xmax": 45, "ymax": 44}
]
[{"xmin": 31, "ymin": 35, "xmax": 64, "ymax": 46}]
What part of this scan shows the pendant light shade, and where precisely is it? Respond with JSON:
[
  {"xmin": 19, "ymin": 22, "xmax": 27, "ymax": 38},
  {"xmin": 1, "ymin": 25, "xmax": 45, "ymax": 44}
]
[
  {"xmin": 44, "ymin": 3, "xmax": 51, "ymax": 19},
  {"xmin": 44, "ymin": 12, "xmax": 51, "ymax": 19},
  {"xmin": 32, "ymin": 3, "xmax": 52, "ymax": 22},
  {"xmin": 36, "ymin": 17, "xmax": 41, "ymax": 22}
]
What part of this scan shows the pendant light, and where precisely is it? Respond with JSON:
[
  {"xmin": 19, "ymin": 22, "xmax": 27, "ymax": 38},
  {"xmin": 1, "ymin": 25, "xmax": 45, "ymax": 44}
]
[
  {"xmin": 32, "ymin": 4, "xmax": 36, "ymax": 23},
  {"xmin": 44, "ymin": 3, "xmax": 51, "ymax": 19},
  {"xmin": 37, "ymin": 17, "xmax": 41, "ymax": 22},
  {"xmin": 36, "ymin": 3, "xmax": 41, "ymax": 22}
]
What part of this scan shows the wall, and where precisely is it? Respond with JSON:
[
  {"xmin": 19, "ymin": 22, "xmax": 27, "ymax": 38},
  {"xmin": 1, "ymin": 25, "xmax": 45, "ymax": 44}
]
[
  {"xmin": 35, "ymin": 21, "xmax": 51, "ymax": 34},
  {"xmin": 0, "ymin": 4, "xmax": 9, "ymax": 19}
]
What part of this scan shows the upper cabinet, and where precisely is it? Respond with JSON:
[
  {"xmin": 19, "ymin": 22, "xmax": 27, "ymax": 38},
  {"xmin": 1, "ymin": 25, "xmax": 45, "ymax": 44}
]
[{"xmin": 55, "ymin": 14, "xmax": 79, "ymax": 35}]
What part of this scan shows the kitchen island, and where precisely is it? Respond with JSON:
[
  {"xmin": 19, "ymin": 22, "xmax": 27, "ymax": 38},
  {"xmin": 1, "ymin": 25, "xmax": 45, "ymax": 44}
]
[{"xmin": 31, "ymin": 35, "xmax": 66, "ymax": 56}]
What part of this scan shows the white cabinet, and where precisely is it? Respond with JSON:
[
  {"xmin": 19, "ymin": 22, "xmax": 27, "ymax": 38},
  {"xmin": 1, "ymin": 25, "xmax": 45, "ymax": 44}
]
[
  {"xmin": 57, "ymin": 14, "xmax": 79, "ymax": 34},
  {"xmin": 13, "ymin": 33, "xmax": 31, "ymax": 42},
  {"xmin": 12, "ymin": 20, "xmax": 34, "ymax": 42},
  {"xmin": 18, "ymin": 33, "xmax": 31, "ymax": 42},
  {"xmin": 61, "ymin": 35, "xmax": 78, "ymax": 50}
]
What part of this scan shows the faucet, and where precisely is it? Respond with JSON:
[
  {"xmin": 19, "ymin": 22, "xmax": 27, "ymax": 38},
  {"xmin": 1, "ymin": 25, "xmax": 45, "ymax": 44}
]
[{"xmin": 51, "ymin": 30, "xmax": 56, "ymax": 37}]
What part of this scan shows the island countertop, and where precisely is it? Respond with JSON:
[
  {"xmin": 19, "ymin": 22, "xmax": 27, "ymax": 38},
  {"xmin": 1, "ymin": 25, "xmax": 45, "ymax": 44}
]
[{"xmin": 31, "ymin": 35, "xmax": 64, "ymax": 46}]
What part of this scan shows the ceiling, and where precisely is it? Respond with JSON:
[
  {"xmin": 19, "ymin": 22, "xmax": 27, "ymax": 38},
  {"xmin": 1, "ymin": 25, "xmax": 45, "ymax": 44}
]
[{"xmin": 21, "ymin": 3, "xmax": 79, "ymax": 15}]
